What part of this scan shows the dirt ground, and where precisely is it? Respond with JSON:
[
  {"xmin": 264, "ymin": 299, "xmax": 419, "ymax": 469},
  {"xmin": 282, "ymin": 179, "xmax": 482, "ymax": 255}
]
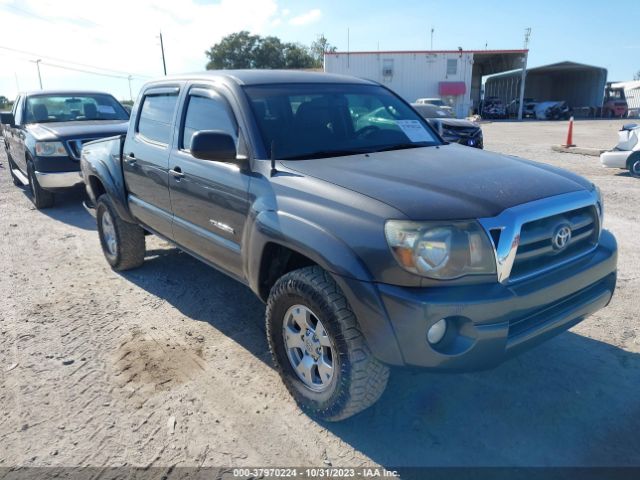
[{"xmin": 1, "ymin": 119, "xmax": 639, "ymax": 469}]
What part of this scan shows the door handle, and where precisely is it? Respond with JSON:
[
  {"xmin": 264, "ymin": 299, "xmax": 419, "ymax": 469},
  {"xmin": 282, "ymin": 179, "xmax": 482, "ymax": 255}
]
[
  {"xmin": 124, "ymin": 153, "xmax": 137, "ymax": 165},
  {"xmin": 169, "ymin": 167, "xmax": 184, "ymax": 179}
]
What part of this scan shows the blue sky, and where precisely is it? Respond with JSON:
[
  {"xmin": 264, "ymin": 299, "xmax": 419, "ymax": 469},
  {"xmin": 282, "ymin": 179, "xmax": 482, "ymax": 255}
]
[
  {"xmin": 272, "ymin": 0, "xmax": 639, "ymax": 81},
  {"xmin": 1, "ymin": 0, "xmax": 638, "ymax": 101}
]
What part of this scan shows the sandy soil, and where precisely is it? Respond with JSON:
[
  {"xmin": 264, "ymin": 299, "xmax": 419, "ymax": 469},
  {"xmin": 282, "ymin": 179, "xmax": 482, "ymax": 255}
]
[{"xmin": 1, "ymin": 119, "xmax": 639, "ymax": 469}]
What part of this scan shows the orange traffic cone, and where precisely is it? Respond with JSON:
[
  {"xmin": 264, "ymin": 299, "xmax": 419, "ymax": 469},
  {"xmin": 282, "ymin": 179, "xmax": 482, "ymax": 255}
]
[{"xmin": 563, "ymin": 116, "xmax": 576, "ymax": 147}]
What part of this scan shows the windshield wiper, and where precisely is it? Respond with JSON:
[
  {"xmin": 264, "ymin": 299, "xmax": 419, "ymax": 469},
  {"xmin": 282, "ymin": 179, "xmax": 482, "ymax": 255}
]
[
  {"xmin": 369, "ymin": 143, "xmax": 431, "ymax": 153},
  {"xmin": 279, "ymin": 149, "xmax": 367, "ymax": 160}
]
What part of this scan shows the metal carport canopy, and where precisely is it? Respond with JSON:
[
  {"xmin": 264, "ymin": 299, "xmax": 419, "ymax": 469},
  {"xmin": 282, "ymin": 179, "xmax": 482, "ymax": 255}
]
[{"xmin": 485, "ymin": 61, "xmax": 608, "ymax": 108}]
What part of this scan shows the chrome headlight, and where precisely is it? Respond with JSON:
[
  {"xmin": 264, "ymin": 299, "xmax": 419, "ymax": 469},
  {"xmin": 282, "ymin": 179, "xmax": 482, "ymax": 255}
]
[
  {"xmin": 384, "ymin": 220, "xmax": 497, "ymax": 279},
  {"xmin": 35, "ymin": 141, "xmax": 67, "ymax": 157}
]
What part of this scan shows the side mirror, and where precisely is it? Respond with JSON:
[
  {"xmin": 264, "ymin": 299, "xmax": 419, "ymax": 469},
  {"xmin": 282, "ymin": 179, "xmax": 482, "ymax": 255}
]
[
  {"xmin": 190, "ymin": 130, "xmax": 237, "ymax": 163},
  {"xmin": 0, "ymin": 112, "xmax": 15, "ymax": 126}
]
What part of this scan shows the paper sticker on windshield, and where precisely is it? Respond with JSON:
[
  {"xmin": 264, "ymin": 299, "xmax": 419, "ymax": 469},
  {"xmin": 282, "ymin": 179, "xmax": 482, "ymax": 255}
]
[
  {"xmin": 97, "ymin": 105, "xmax": 116, "ymax": 114},
  {"xmin": 396, "ymin": 120, "xmax": 432, "ymax": 142}
]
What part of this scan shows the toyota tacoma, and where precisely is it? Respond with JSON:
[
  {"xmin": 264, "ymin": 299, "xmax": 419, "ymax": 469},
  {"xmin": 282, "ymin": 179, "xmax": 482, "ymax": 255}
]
[{"xmin": 80, "ymin": 71, "xmax": 617, "ymax": 421}]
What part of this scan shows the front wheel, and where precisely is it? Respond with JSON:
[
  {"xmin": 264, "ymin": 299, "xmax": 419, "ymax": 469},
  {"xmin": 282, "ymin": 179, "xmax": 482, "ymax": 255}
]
[
  {"xmin": 27, "ymin": 161, "xmax": 55, "ymax": 209},
  {"xmin": 266, "ymin": 266, "xmax": 390, "ymax": 421},
  {"xmin": 96, "ymin": 194, "xmax": 145, "ymax": 270}
]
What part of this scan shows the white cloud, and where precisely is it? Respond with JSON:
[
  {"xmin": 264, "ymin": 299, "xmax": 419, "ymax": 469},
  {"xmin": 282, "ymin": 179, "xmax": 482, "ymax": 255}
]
[
  {"xmin": 288, "ymin": 8, "xmax": 321, "ymax": 26},
  {"xmin": 281, "ymin": 8, "xmax": 290, "ymax": 16},
  {"xmin": 0, "ymin": 0, "xmax": 279, "ymax": 100}
]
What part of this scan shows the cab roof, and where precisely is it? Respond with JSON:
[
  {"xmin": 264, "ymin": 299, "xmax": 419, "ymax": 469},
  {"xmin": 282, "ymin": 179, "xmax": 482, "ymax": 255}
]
[{"xmin": 146, "ymin": 69, "xmax": 378, "ymax": 86}]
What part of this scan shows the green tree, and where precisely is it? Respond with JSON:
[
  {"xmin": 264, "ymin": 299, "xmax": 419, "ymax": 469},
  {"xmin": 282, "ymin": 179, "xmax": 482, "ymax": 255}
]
[
  {"xmin": 0, "ymin": 95, "xmax": 8, "ymax": 108},
  {"xmin": 283, "ymin": 43, "xmax": 316, "ymax": 69},
  {"xmin": 205, "ymin": 32, "xmax": 317, "ymax": 70},
  {"xmin": 205, "ymin": 31, "xmax": 259, "ymax": 69},
  {"xmin": 254, "ymin": 36, "xmax": 286, "ymax": 69},
  {"xmin": 310, "ymin": 34, "xmax": 337, "ymax": 67}
]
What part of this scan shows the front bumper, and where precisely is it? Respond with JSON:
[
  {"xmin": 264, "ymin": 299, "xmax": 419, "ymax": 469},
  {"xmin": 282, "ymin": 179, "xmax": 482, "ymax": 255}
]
[
  {"xmin": 444, "ymin": 133, "xmax": 483, "ymax": 149},
  {"xmin": 349, "ymin": 230, "xmax": 617, "ymax": 370},
  {"xmin": 35, "ymin": 170, "xmax": 84, "ymax": 189}
]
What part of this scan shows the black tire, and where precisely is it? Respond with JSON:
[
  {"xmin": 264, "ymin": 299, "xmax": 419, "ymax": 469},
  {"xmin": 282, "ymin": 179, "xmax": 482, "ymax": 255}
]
[
  {"xmin": 266, "ymin": 266, "xmax": 389, "ymax": 421},
  {"xmin": 27, "ymin": 161, "xmax": 55, "ymax": 209},
  {"xmin": 6, "ymin": 151, "xmax": 22, "ymax": 186},
  {"xmin": 628, "ymin": 154, "xmax": 640, "ymax": 178},
  {"xmin": 96, "ymin": 194, "xmax": 145, "ymax": 271}
]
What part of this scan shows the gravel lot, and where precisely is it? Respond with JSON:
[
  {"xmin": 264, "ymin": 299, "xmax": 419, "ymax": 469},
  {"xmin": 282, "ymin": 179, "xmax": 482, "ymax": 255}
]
[{"xmin": 1, "ymin": 119, "xmax": 639, "ymax": 469}]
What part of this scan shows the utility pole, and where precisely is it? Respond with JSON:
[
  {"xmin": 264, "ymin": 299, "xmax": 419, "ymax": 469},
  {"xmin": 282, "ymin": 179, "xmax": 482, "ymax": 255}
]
[
  {"xmin": 127, "ymin": 75, "xmax": 133, "ymax": 102},
  {"xmin": 430, "ymin": 27, "xmax": 434, "ymax": 50},
  {"xmin": 347, "ymin": 28, "xmax": 350, "ymax": 69},
  {"xmin": 32, "ymin": 59, "xmax": 43, "ymax": 89},
  {"xmin": 517, "ymin": 27, "xmax": 531, "ymax": 121},
  {"xmin": 14, "ymin": 72, "xmax": 20, "ymax": 92},
  {"xmin": 159, "ymin": 31, "xmax": 167, "ymax": 75}
]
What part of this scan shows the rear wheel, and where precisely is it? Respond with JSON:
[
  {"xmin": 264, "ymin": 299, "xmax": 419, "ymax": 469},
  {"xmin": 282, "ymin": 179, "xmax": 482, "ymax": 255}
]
[
  {"xmin": 6, "ymin": 151, "xmax": 22, "ymax": 186},
  {"xmin": 266, "ymin": 266, "xmax": 390, "ymax": 421},
  {"xmin": 27, "ymin": 161, "xmax": 55, "ymax": 209},
  {"xmin": 96, "ymin": 194, "xmax": 145, "ymax": 270}
]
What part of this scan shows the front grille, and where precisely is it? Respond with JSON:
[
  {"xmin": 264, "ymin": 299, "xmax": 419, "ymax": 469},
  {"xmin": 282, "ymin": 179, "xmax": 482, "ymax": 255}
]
[
  {"xmin": 509, "ymin": 205, "xmax": 599, "ymax": 281},
  {"xmin": 66, "ymin": 138, "xmax": 98, "ymax": 160},
  {"xmin": 447, "ymin": 126, "xmax": 481, "ymax": 138}
]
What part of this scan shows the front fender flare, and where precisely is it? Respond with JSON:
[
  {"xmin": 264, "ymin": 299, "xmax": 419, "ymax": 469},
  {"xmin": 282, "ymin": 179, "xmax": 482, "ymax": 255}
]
[{"xmin": 245, "ymin": 210, "xmax": 405, "ymax": 365}]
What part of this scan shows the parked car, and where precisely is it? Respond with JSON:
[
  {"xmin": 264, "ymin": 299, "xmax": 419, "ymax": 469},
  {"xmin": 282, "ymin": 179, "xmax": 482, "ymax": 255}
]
[
  {"xmin": 81, "ymin": 71, "xmax": 617, "ymax": 421},
  {"xmin": 480, "ymin": 96, "xmax": 507, "ymax": 119},
  {"xmin": 412, "ymin": 103, "xmax": 483, "ymax": 148},
  {"xmin": 508, "ymin": 98, "xmax": 538, "ymax": 118},
  {"xmin": 603, "ymin": 85, "xmax": 628, "ymax": 118},
  {"xmin": 0, "ymin": 90, "xmax": 129, "ymax": 208},
  {"xmin": 534, "ymin": 101, "xmax": 573, "ymax": 120},
  {"xmin": 415, "ymin": 97, "xmax": 454, "ymax": 116},
  {"xmin": 600, "ymin": 123, "xmax": 640, "ymax": 177}
]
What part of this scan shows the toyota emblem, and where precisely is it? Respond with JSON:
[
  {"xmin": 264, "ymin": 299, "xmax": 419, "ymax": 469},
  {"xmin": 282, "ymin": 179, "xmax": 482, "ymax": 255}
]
[{"xmin": 552, "ymin": 225, "xmax": 572, "ymax": 250}]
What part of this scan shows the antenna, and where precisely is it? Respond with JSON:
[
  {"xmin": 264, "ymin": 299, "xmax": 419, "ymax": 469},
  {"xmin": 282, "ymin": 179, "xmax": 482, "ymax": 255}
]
[
  {"xmin": 270, "ymin": 141, "xmax": 277, "ymax": 176},
  {"xmin": 524, "ymin": 27, "xmax": 532, "ymax": 50},
  {"xmin": 347, "ymin": 27, "xmax": 350, "ymax": 68}
]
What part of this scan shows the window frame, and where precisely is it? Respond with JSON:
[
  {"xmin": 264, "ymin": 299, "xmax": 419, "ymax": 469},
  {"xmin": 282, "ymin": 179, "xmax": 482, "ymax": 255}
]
[
  {"xmin": 446, "ymin": 58, "xmax": 458, "ymax": 76},
  {"xmin": 135, "ymin": 86, "xmax": 180, "ymax": 147},
  {"xmin": 177, "ymin": 85, "xmax": 240, "ymax": 153}
]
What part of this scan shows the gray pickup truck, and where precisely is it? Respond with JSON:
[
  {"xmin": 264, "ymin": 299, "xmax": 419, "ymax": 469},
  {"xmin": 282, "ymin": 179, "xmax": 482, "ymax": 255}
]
[{"xmin": 80, "ymin": 70, "xmax": 617, "ymax": 421}]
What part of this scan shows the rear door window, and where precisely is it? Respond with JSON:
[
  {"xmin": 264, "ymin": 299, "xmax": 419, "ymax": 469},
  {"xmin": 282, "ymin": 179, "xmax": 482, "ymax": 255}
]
[{"xmin": 137, "ymin": 93, "xmax": 178, "ymax": 145}]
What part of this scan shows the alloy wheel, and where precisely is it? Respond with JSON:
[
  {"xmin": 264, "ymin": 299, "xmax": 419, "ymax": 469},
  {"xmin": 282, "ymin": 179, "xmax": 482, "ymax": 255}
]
[
  {"xmin": 282, "ymin": 304, "xmax": 335, "ymax": 392},
  {"xmin": 101, "ymin": 210, "xmax": 118, "ymax": 258}
]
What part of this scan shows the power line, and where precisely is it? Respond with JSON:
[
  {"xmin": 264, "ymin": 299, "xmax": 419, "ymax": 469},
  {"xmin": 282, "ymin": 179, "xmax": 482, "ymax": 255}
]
[
  {"xmin": 39, "ymin": 61, "xmax": 134, "ymax": 80},
  {"xmin": 0, "ymin": 45, "xmax": 152, "ymax": 79},
  {"xmin": 0, "ymin": 3, "xmax": 105, "ymax": 30}
]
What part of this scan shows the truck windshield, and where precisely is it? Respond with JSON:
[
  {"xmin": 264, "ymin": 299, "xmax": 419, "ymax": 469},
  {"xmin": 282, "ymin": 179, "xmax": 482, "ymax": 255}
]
[
  {"xmin": 25, "ymin": 94, "xmax": 129, "ymax": 124},
  {"xmin": 244, "ymin": 83, "xmax": 441, "ymax": 160}
]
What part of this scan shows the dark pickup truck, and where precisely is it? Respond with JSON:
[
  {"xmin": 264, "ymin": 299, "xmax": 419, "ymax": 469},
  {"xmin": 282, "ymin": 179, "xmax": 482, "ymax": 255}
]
[
  {"xmin": 80, "ymin": 71, "xmax": 617, "ymax": 421},
  {"xmin": 1, "ymin": 90, "xmax": 129, "ymax": 208}
]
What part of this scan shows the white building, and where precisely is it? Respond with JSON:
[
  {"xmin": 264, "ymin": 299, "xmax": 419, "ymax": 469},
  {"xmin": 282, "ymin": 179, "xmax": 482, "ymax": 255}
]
[
  {"xmin": 611, "ymin": 80, "xmax": 640, "ymax": 117},
  {"xmin": 324, "ymin": 49, "xmax": 527, "ymax": 118}
]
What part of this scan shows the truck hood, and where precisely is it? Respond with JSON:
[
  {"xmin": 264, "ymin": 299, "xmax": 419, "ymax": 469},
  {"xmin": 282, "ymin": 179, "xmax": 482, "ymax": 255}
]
[
  {"xmin": 280, "ymin": 144, "xmax": 592, "ymax": 220},
  {"xmin": 26, "ymin": 120, "xmax": 128, "ymax": 141}
]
